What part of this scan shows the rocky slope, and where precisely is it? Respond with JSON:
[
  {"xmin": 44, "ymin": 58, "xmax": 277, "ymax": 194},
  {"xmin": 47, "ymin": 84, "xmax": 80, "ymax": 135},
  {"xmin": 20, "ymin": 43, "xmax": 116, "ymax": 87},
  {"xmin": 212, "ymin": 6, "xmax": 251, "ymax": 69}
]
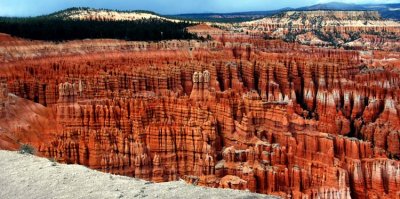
[
  {"xmin": 0, "ymin": 92, "xmax": 56, "ymax": 150},
  {"xmin": 235, "ymin": 10, "xmax": 400, "ymax": 49},
  {"xmin": 0, "ymin": 150, "xmax": 275, "ymax": 199},
  {"xmin": 0, "ymin": 18, "xmax": 399, "ymax": 198}
]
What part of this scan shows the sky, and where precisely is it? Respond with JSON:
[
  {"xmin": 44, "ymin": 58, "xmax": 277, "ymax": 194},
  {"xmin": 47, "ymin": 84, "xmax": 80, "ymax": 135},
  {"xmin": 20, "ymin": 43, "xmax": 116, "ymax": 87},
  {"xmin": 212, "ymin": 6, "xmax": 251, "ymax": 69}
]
[{"xmin": 1, "ymin": 0, "xmax": 399, "ymax": 17}]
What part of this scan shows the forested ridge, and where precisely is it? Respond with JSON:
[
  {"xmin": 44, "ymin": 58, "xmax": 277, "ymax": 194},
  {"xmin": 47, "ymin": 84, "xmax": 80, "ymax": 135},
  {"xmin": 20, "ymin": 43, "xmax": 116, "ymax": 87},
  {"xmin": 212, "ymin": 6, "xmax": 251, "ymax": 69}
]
[{"xmin": 0, "ymin": 9, "xmax": 196, "ymax": 41}]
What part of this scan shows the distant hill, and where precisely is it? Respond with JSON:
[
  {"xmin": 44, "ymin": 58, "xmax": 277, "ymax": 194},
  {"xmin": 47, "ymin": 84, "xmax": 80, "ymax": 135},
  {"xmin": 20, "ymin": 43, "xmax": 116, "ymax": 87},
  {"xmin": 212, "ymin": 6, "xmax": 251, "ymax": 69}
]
[
  {"xmin": 298, "ymin": 2, "xmax": 365, "ymax": 10},
  {"xmin": 169, "ymin": 2, "xmax": 400, "ymax": 22},
  {"xmin": 362, "ymin": 3, "xmax": 400, "ymax": 20},
  {"xmin": 47, "ymin": 7, "xmax": 174, "ymax": 22},
  {"xmin": 49, "ymin": 7, "xmax": 159, "ymax": 16},
  {"xmin": 298, "ymin": 2, "xmax": 400, "ymax": 20},
  {"xmin": 169, "ymin": 9, "xmax": 288, "ymax": 23},
  {"xmin": 0, "ymin": 7, "xmax": 196, "ymax": 42}
]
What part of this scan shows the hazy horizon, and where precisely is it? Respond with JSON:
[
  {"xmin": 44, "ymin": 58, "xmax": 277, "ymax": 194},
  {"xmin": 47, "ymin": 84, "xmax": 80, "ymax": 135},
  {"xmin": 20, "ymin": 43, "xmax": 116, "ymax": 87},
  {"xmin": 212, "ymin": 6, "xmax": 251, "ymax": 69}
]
[{"xmin": 1, "ymin": 0, "xmax": 400, "ymax": 17}]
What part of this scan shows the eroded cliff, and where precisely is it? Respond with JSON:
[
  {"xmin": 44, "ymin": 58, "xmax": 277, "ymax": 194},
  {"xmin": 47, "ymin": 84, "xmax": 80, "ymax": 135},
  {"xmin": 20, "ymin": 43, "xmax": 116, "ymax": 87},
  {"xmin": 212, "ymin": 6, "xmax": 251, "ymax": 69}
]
[
  {"xmin": 0, "ymin": 31, "xmax": 399, "ymax": 199},
  {"xmin": 226, "ymin": 11, "xmax": 400, "ymax": 50}
]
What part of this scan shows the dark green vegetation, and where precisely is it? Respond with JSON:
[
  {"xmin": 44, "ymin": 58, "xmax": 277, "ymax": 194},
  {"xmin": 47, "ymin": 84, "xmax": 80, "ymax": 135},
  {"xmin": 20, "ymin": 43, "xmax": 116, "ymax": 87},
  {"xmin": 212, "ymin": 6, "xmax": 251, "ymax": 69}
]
[
  {"xmin": 0, "ymin": 18, "xmax": 195, "ymax": 42},
  {"xmin": 19, "ymin": 144, "xmax": 35, "ymax": 155},
  {"xmin": 0, "ymin": 8, "xmax": 196, "ymax": 42}
]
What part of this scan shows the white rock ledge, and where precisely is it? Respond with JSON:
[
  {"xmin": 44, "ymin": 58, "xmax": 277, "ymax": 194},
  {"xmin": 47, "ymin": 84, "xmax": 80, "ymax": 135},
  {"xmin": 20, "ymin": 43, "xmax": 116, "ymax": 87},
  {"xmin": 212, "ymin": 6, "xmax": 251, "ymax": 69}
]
[{"xmin": 0, "ymin": 150, "xmax": 279, "ymax": 199}]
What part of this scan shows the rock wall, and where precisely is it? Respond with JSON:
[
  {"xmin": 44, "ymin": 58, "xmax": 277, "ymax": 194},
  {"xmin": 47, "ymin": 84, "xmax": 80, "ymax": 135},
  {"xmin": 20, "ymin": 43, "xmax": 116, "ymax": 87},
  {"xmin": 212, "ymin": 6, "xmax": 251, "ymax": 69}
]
[
  {"xmin": 0, "ymin": 83, "xmax": 9, "ymax": 117},
  {"xmin": 0, "ymin": 36, "xmax": 399, "ymax": 198},
  {"xmin": 230, "ymin": 10, "xmax": 400, "ymax": 50}
]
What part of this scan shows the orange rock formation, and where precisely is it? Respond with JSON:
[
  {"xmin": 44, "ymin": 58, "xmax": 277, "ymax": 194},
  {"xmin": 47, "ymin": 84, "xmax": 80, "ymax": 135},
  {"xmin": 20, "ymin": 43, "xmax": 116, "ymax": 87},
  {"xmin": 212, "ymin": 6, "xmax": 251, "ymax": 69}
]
[{"xmin": 0, "ymin": 31, "xmax": 399, "ymax": 199}]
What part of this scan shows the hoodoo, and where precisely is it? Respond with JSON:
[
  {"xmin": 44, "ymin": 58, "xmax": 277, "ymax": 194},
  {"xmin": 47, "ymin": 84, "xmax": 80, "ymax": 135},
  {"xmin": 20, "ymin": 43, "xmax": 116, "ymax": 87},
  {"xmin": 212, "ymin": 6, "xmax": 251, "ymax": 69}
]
[{"xmin": 0, "ymin": 5, "xmax": 400, "ymax": 199}]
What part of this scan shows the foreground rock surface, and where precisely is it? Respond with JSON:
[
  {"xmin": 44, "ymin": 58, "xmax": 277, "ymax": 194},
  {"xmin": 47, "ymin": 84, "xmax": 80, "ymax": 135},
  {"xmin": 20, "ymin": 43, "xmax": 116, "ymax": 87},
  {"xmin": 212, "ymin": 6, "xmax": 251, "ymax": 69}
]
[{"xmin": 0, "ymin": 150, "xmax": 276, "ymax": 199}]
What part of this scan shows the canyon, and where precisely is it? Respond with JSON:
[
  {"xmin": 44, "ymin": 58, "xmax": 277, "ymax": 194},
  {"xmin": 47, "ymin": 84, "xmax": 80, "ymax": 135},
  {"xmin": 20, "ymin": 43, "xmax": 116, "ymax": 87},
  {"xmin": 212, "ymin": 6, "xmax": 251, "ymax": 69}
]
[
  {"xmin": 0, "ymin": 10, "xmax": 400, "ymax": 199},
  {"xmin": 221, "ymin": 10, "xmax": 400, "ymax": 50}
]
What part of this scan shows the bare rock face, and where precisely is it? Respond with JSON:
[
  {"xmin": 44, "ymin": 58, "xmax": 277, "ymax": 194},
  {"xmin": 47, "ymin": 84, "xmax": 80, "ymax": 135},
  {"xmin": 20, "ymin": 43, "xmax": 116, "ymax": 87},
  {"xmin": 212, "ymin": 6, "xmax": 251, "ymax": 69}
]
[
  {"xmin": 0, "ymin": 28, "xmax": 399, "ymax": 199},
  {"xmin": 0, "ymin": 84, "xmax": 56, "ymax": 150},
  {"xmin": 53, "ymin": 8, "xmax": 174, "ymax": 22},
  {"xmin": 0, "ymin": 83, "xmax": 9, "ymax": 117},
  {"xmin": 234, "ymin": 10, "xmax": 400, "ymax": 50},
  {"xmin": 282, "ymin": 10, "xmax": 382, "ymax": 20}
]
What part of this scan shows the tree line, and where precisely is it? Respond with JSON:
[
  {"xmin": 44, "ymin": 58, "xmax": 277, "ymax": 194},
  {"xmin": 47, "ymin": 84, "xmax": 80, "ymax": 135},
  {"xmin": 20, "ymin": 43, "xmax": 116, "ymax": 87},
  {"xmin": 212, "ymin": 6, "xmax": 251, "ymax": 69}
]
[{"xmin": 0, "ymin": 17, "xmax": 197, "ymax": 41}]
